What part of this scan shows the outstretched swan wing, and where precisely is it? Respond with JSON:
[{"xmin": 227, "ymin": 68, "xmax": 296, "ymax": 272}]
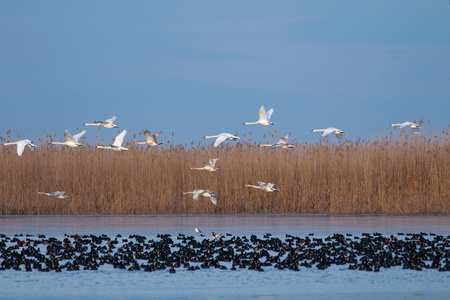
[
  {"xmin": 193, "ymin": 189, "xmax": 204, "ymax": 201},
  {"xmin": 278, "ymin": 133, "xmax": 290, "ymax": 144},
  {"xmin": 113, "ymin": 130, "xmax": 127, "ymax": 147},
  {"xmin": 399, "ymin": 122, "xmax": 412, "ymax": 128},
  {"xmin": 105, "ymin": 115, "xmax": 117, "ymax": 124},
  {"xmin": 49, "ymin": 191, "xmax": 65, "ymax": 197},
  {"xmin": 258, "ymin": 106, "xmax": 267, "ymax": 122},
  {"xmin": 213, "ymin": 134, "xmax": 230, "ymax": 147},
  {"xmin": 266, "ymin": 108, "xmax": 274, "ymax": 122},
  {"xmin": 322, "ymin": 128, "xmax": 334, "ymax": 137},
  {"xmin": 64, "ymin": 130, "xmax": 75, "ymax": 143},
  {"xmin": 144, "ymin": 130, "xmax": 155, "ymax": 142},
  {"xmin": 209, "ymin": 158, "xmax": 219, "ymax": 167},
  {"xmin": 72, "ymin": 130, "xmax": 86, "ymax": 143},
  {"xmin": 17, "ymin": 140, "xmax": 28, "ymax": 156},
  {"xmin": 153, "ymin": 131, "xmax": 162, "ymax": 141}
]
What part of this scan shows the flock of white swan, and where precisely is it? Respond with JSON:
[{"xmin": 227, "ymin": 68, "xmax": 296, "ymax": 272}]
[{"xmin": 1, "ymin": 106, "xmax": 422, "ymax": 205}]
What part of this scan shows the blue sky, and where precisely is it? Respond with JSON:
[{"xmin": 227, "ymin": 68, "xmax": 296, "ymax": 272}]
[{"xmin": 1, "ymin": 1, "xmax": 449, "ymax": 146}]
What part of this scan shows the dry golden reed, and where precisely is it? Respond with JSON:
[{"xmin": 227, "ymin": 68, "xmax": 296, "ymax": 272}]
[{"xmin": 0, "ymin": 131, "xmax": 449, "ymax": 215}]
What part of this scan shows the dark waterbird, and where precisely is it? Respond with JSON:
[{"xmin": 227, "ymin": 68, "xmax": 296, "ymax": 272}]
[{"xmin": 0, "ymin": 232, "xmax": 449, "ymax": 273}]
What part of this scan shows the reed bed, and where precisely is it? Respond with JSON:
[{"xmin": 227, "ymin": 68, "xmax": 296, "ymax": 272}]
[{"xmin": 0, "ymin": 131, "xmax": 449, "ymax": 215}]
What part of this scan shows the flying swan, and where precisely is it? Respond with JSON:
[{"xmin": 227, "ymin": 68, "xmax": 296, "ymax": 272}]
[
  {"xmin": 203, "ymin": 133, "xmax": 240, "ymax": 147},
  {"xmin": 51, "ymin": 129, "xmax": 86, "ymax": 148},
  {"xmin": 183, "ymin": 189, "xmax": 217, "ymax": 205},
  {"xmin": 2, "ymin": 139, "xmax": 37, "ymax": 156},
  {"xmin": 96, "ymin": 130, "xmax": 129, "ymax": 151},
  {"xmin": 37, "ymin": 191, "xmax": 69, "ymax": 199},
  {"xmin": 133, "ymin": 130, "xmax": 162, "ymax": 146},
  {"xmin": 259, "ymin": 133, "xmax": 295, "ymax": 149},
  {"xmin": 84, "ymin": 115, "xmax": 119, "ymax": 129},
  {"xmin": 245, "ymin": 182, "xmax": 280, "ymax": 192},
  {"xmin": 190, "ymin": 158, "xmax": 220, "ymax": 172},
  {"xmin": 311, "ymin": 127, "xmax": 346, "ymax": 139},
  {"xmin": 243, "ymin": 106, "xmax": 275, "ymax": 126},
  {"xmin": 390, "ymin": 122, "xmax": 421, "ymax": 134}
]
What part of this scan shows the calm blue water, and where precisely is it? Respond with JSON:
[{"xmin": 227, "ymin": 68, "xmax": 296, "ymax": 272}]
[{"xmin": 0, "ymin": 215, "xmax": 449, "ymax": 299}]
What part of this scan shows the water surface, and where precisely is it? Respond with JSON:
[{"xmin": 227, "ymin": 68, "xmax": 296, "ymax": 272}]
[
  {"xmin": 1, "ymin": 214, "xmax": 449, "ymax": 299},
  {"xmin": 1, "ymin": 214, "xmax": 448, "ymax": 237}
]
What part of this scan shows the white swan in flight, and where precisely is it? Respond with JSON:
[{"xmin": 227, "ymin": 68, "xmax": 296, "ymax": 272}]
[
  {"xmin": 245, "ymin": 182, "xmax": 280, "ymax": 192},
  {"xmin": 191, "ymin": 158, "xmax": 220, "ymax": 172},
  {"xmin": 133, "ymin": 130, "xmax": 162, "ymax": 146},
  {"xmin": 311, "ymin": 127, "xmax": 346, "ymax": 139},
  {"xmin": 84, "ymin": 115, "xmax": 119, "ymax": 128},
  {"xmin": 2, "ymin": 139, "xmax": 37, "ymax": 156},
  {"xmin": 203, "ymin": 132, "xmax": 240, "ymax": 147},
  {"xmin": 259, "ymin": 133, "xmax": 295, "ymax": 149},
  {"xmin": 390, "ymin": 122, "xmax": 421, "ymax": 134},
  {"xmin": 183, "ymin": 189, "xmax": 217, "ymax": 205},
  {"xmin": 38, "ymin": 191, "xmax": 69, "ymax": 199},
  {"xmin": 51, "ymin": 129, "xmax": 86, "ymax": 148},
  {"xmin": 244, "ymin": 106, "xmax": 275, "ymax": 126},
  {"xmin": 96, "ymin": 130, "xmax": 129, "ymax": 151}
]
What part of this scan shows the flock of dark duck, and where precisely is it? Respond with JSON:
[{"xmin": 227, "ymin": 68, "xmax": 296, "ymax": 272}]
[{"xmin": 1, "ymin": 232, "xmax": 449, "ymax": 273}]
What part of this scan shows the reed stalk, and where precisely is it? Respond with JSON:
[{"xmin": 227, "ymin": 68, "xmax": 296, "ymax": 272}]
[{"xmin": 0, "ymin": 131, "xmax": 449, "ymax": 215}]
